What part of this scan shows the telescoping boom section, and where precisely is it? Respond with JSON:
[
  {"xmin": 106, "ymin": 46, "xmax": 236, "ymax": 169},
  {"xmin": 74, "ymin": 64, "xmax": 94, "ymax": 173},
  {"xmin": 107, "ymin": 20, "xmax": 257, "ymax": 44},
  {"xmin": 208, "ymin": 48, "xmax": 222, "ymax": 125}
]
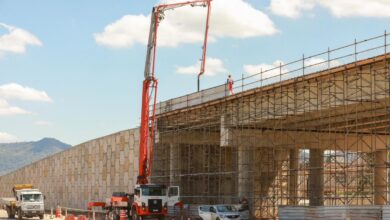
[
  {"xmin": 138, "ymin": 0, "xmax": 212, "ymax": 185},
  {"xmin": 131, "ymin": 1, "xmax": 212, "ymax": 219}
]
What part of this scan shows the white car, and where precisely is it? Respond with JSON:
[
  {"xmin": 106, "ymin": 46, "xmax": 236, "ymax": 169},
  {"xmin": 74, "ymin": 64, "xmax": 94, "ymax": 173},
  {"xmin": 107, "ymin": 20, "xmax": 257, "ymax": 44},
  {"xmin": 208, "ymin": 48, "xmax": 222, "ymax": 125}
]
[{"xmin": 198, "ymin": 204, "xmax": 241, "ymax": 220}]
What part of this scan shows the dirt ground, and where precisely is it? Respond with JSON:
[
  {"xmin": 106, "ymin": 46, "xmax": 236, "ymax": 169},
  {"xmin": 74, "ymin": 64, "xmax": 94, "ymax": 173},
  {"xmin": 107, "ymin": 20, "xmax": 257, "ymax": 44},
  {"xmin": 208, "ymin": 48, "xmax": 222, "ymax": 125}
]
[{"xmin": 0, "ymin": 210, "xmax": 53, "ymax": 220}]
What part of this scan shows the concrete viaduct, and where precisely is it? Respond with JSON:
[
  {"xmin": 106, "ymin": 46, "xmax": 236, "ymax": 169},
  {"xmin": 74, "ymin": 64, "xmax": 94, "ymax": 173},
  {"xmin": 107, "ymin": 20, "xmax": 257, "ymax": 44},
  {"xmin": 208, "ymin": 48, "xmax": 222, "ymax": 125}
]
[{"xmin": 1, "ymin": 46, "xmax": 390, "ymax": 219}]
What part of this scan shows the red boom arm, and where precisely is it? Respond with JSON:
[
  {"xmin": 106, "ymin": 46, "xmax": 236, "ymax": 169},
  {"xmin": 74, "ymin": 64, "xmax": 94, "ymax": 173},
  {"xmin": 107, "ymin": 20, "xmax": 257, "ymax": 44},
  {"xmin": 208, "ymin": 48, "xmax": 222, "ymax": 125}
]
[{"xmin": 137, "ymin": 0, "xmax": 212, "ymax": 184}]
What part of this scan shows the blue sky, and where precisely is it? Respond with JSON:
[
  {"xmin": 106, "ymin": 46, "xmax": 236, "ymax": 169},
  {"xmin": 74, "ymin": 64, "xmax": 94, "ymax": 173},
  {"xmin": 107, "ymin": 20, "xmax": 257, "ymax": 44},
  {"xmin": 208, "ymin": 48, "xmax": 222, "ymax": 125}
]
[{"xmin": 1, "ymin": 0, "xmax": 390, "ymax": 145}]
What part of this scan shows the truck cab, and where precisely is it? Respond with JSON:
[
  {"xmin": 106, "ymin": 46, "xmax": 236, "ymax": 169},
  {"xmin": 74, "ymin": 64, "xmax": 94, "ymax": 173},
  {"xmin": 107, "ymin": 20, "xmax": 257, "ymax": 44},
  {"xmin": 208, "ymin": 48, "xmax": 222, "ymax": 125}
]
[
  {"xmin": 130, "ymin": 184, "xmax": 180, "ymax": 220},
  {"xmin": 15, "ymin": 189, "xmax": 45, "ymax": 219}
]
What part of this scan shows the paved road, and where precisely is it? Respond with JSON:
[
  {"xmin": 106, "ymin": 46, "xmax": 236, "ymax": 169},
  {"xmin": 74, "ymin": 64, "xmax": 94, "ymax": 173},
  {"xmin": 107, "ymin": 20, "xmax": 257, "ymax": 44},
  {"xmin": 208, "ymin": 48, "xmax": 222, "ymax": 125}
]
[{"xmin": 0, "ymin": 210, "xmax": 53, "ymax": 220}]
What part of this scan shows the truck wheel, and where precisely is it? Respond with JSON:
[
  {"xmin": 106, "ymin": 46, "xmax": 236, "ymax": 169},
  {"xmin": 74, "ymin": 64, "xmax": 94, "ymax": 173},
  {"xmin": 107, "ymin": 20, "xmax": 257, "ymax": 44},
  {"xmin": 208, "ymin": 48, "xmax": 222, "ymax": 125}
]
[
  {"xmin": 131, "ymin": 213, "xmax": 142, "ymax": 220},
  {"xmin": 7, "ymin": 208, "xmax": 15, "ymax": 219},
  {"xmin": 107, "ymin": 211, "xmax": 113, "ymax": 220},
  {"xmin": 39, "ymin": 214, "xmax": 44, "ymax": 219},
  {"xmin": 158, "ymin": 215, "xmax": 164, "ymax": 220},
  {"xmin": 17, "ymin": 210, "xmax": 22, "ymax": 220}
]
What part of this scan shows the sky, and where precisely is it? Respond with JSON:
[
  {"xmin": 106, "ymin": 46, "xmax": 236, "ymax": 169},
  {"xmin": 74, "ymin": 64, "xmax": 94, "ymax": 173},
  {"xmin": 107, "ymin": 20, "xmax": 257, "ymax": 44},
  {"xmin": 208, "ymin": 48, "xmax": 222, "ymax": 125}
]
[{"xmin": 1, "ymin": 0, "xmax": 390, "ymax": 145}]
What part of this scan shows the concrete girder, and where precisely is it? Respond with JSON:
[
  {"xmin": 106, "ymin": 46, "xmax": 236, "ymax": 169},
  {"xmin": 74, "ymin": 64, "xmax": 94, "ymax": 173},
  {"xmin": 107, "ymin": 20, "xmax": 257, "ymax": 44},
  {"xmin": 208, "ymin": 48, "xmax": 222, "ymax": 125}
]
[
  {"xmin": 158, "ymin": 128, "xmax": 389, "ymax": 153},
  {"xmin": 222, "ymin": 129, "xmax": 389, "ymax": 152}
]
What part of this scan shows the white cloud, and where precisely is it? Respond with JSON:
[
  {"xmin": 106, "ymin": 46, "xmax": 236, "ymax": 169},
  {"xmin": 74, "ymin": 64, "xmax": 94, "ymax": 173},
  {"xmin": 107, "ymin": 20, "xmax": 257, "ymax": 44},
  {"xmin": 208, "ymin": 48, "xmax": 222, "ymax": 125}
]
[
  {"xmin": 270, "ymin": 0, "xmax": 390, "ymax": 18},
  {"xmin": 0, "ymin": 83, "xmax": 52, "ymax": 102},
  {"xmin": 0, "ymin": 132, "xmax": 18, "ymax": 143},
  {"xmin": 176, "ymin": 57, "xmax": 227, "ymax": 76},
  {"xmin": 243, "ymin": 58, "xmax": 342, "ymax": 80},
  {"xmin": 243, "ymin": 60, "xmax": 286, "ymax": 79},
  {"xmin": 269, "ymin": 0, "xmax": 315, "ymax": 18},
  {"xmin": 34, "ymin": 120, "xmax": 52, "ymax": 126},
  {"xmin": 305, "ymin": 57, "xmax": 342, "ymax": 69},
  {"xmin": 95, "ymin": 15, "xmax": 150, "ymax": 48},
  {"xmin": 0, "ymin": 23, "xmax": 42, "ymax": 56},
  {"xmin": 305, "ymin": 57, "xmax": 325, "ymax": 66},
  {"xmin": 94, "ymin": 0, "xmax": 277, "ymax": 48},
  {"xmin": 302, "ymin": 57, "xmax": 341, "ymax": 75},
  {"xmin": 0, "ymin": 83, "xmax": 51, "ymax": 117},
  {"xmin": 0, "ymin": 99, "xmax": 29, "ymax": 116},
  {"xmin": 317, "ymin": 0, "xmax": 390, "ymax": 18}
]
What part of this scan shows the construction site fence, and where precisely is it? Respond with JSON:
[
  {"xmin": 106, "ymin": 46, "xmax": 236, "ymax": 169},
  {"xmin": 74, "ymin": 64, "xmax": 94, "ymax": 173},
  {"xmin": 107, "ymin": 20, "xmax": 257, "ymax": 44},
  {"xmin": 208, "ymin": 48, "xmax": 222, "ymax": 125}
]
[
  {"xmin": 168, "ymin": 205, "xmax": 201, "ymax": 219},
  {"xmin": 50, "ymin": 206, "xmax": 202, "ymax": 220},
  {"xmin": 279, "ymin": 205, "xmax": 390, "ymax": 220},
  {"xmin": 51, "ymin": 206, "xmax": 105, "ymax": 220},
  {"xmin": 154, "ymin": 31, "xmax": 390, "ymax": 115}
]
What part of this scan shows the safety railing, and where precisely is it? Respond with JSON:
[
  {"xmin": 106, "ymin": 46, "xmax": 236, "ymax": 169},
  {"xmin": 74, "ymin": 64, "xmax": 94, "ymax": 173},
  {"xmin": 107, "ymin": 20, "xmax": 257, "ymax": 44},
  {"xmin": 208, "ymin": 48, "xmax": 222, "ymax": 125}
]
[
  {"xmin": 50, "ymin": 205, "xmax": 248, "ymax": 219},
  {"xmin": 51, "ymin": 205, "xmax": 201, "ymax": 220},
  {"xmin": 50, "ymin": 206, "xmax": 105, "ymax": 220},
  {"xmin": 154, "ymin": 31, "xmax": 390, "ymax": 115}
]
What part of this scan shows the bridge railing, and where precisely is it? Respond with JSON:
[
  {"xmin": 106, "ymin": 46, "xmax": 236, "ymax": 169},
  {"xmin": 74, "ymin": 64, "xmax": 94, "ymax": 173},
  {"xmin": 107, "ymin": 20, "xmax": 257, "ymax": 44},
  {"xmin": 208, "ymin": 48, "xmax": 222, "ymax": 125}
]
[{"xmin": 154, "ymin": 31, "xmax": 390, "ymax": 115}]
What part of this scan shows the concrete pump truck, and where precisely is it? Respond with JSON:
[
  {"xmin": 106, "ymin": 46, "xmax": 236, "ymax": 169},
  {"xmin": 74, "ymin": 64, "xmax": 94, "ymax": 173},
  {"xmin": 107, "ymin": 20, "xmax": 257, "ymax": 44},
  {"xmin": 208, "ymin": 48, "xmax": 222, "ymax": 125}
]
[{"xmin": 128, "ymin": 1, "xmax": 212, "ymax": 220}]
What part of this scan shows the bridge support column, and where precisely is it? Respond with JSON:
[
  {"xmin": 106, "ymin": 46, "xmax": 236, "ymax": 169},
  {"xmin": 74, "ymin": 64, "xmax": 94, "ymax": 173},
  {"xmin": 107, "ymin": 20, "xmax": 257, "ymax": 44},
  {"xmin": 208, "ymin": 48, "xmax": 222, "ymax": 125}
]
[
  {"xmin": 288, "ymin": 149, "xmax": 299, "ymax": 205},
  {"xmin": 309, "ymin": 149, "xmax": 324, "ymax": 206},
  {"xmin": 375, "ymin": 149, "xmax": 387, "ymax": 205},
  {"xmin": 238, "ymin": 145, "xmax": 252, "ymax": 200},
  {"xmin": 169, "ymin": 143, "xmax": 179, "ymax": 186}
]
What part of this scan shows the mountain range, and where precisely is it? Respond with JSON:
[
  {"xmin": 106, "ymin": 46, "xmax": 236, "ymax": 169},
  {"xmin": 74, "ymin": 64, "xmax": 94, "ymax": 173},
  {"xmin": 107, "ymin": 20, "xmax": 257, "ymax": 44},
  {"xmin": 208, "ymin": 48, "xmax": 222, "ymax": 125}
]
[{"xmin": 0, "ymin": 138, "xmax": 71, "ymax": 176}]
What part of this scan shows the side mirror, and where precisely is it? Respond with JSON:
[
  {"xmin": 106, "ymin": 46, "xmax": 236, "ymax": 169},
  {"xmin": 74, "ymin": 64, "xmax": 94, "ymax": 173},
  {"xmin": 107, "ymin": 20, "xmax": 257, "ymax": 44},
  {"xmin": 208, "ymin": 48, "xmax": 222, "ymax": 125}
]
[{"xmin": 43, "ymin": 195, "xmax": 46, "ymax": 200}]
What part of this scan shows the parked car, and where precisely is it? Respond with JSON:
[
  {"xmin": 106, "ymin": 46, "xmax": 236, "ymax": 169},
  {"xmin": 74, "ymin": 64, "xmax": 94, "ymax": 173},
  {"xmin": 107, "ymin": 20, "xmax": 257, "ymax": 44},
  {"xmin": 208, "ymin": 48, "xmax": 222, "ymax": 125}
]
[{"xmin": 198, "ymin": 204, "xmax": 242, "ymax": 220}]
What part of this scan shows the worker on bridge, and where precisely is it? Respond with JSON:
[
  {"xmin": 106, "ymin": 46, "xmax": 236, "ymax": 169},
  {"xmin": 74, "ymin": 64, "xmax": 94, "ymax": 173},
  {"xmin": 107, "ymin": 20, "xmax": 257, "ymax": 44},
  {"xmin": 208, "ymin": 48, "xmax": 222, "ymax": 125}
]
[{"xmin": 227, "ymin": 74, "xmax": 234, "ymax": 95}]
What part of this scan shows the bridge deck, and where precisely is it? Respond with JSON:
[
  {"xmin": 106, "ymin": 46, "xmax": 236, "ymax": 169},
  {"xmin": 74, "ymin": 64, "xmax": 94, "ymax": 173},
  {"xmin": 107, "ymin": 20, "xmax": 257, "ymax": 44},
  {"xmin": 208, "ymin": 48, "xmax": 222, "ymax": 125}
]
[{"xmin": 152, "ymin": 33, "xmax": 390, "ymax": 219}]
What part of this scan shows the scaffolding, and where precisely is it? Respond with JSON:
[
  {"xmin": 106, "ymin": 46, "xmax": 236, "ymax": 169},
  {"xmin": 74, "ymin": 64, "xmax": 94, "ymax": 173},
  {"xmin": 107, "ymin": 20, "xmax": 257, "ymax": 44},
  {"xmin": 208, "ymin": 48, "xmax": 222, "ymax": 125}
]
[{"xmin": 151, "ymin": 32, "xmax": 390, "ymax": 219}]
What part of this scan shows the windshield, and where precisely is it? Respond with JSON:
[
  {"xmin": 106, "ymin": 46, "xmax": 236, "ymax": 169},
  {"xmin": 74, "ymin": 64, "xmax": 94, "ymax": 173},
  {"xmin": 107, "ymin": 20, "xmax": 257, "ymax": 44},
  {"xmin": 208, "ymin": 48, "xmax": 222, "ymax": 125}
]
[
  {"xmin": 22, "ymin": 194, "xmax": 42, "ymax": 202},
  {"xmin": 141, "ymin": 187, "xmax": 166, "ymax": 196},
  {"xmin": 216, "ymin": 205, "xmax": 237, "ymax": 213}
]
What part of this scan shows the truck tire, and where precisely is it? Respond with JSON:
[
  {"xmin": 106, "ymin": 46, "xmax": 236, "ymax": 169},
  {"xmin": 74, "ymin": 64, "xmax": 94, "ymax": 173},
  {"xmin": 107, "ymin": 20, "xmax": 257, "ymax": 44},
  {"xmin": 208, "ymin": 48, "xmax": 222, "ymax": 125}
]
[
  {"xmin": 39, "ymin": 214, "xmax": 44, "ymax": 219},
  {"xmin": 131, "ymin": 207, "xmax": 139, "ymax": 220},
  {"xmin": 131, "ymin": 213, "xmax": 142, "ymax": 220},
  {"xmin": 7, "ymin": 207, "xmax": 15, "ymax": 219},
  {"xmin": 158, "ymin": 215, "xmax": 164, "ymax": 220},
  {"xmin": 114, "ymin": 213, "xmax": 120, "ymax": 220},
  {"xmin": 17, "ymin": 210, "xmax": 22, "ymax": 220},
  {"xmin": 108, "ymin": 211, "xmax": 113, "ymax": 220}
]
